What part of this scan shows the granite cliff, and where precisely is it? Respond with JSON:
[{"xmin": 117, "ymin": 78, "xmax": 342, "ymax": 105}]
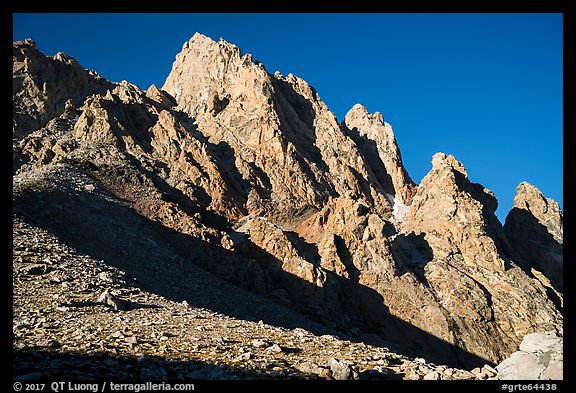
[{"xmin": 13, "ymin": 34, "xmax": 563, "ymax": 380}]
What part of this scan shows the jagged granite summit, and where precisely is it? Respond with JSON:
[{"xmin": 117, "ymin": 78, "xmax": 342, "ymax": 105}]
[{"xmin": 12, "ymin": 34, "xmax": 563, "ymax": 380}]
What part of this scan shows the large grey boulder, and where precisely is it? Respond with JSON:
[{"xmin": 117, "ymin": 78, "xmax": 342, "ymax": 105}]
[{"xmin": 496, "ymin": 331, "xmax": 562, "ymax": 380}]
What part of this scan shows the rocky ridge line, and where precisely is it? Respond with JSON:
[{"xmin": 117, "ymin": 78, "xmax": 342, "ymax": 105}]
[
  {"xmin": 14, "ymin": 217, "xmax": 494, "ymax": 381},
  {"xmin": 12, "ymin": 33, "xmax": 563, "ymax": 376}
]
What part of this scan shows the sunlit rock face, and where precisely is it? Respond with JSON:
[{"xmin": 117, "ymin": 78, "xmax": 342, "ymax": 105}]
[
  {"xmin": 503, "ymin": 182, "xmax": 563, "ymax": 306},
  {"xmin": 13, "ymin": 34, "xmax": 562, "ymax": 371}
]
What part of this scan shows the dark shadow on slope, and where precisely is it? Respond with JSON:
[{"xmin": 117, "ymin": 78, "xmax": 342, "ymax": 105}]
[
  {"xmin": 333, "ymin": 234, "xmax": 360, "ymax": 281},
  {"xmin": 174, "ymin": 109, "xmax": 271, "ymax": 204},
  {"xmin": 13, "ymin": 172, "xmax": 492, "ymax": 370},
  {"xmin": 116, "ymin": 102, "xmax": 159, "ymax": 151},
  {"xmin": 138, "ymin": 160, "xmax": 231, "ymax": 231},
  {"xmin": 452, "ymin": 170, "xmax": 517, "ymax": 270},
  {"xmin": 174, "ymin": 106, "xmax": 249, "ymax": 197},
  {"xmin": 390, "ymin": 233, "xmax": 434, "ymax": 286},
  {"xmin": 12, "ymin": 176, "xmax": 334, "ymax": 336},
  {"xmin": 284, "ymin": 231, "xmax": 321, "ymax": 266},
  {"xmin": 214, "ymin": 141, "xmax": 267, "ymax": 198},
  {"xmin": 269, "ymin": 77, "xmax": 335, "ymax": 204},
  {"xmin": 12, "ymin": 348, "xmax": 291, "ymax": 380},
  {"xmin": 271, "ymin": 77, "xmax": 397, "ymax": 213},
  {"xmin": 503, "ymin": 207, "xmax": 563, "ymax": 296},
  {"xmin": 452, "ymin": 170, "xmax": 562, "ymax": 311},
  {"xmin": 96, "ymin": 99, "xmax": 248, "ymax": 220},
  {"xmin": 232, "ymin": 229, "xmax": 491, "ymax": 369},
  {"xmin": 344, "ymin": 125, "xmax": 396, "ymax": 197},
  {"xmin": 81, "ymin": 156, "xmax": 231, "ymax": 233},
  {"xmin": 328, "ymin": 233, "xmax": 474, "ymax": 367},
  {"xmin": 271, "ymin": 77, "xmax": 394, "ymax": 210},
  {"xmin": 12, "ymin": 348, "xmax": 400, "ymax": 381},
  {"xmin": 235, "ymin": 236, "xmax": 345, "ymax": 330},
  {"xmin": 270, "ymin": 77, "xmax": 328, "ymax": 172}
]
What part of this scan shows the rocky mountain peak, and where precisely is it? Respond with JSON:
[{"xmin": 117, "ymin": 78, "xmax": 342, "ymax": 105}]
[
  {"xmin": 431, "ymin": 152, "xmax": 467, "ymax": 176},
  {"xmin": 346, "ymin": 103, "xmax": 384, "ymax": 124},
  {"xmin": 146, "ymin": 84, "xmax": 175, "ymax": 108},
  {"xmin": 53, "ymin": 51, "xmax": 79, "ymax": 66},
  {"xmin": 12, "ymin": 34, "xmax": 563, "ymax": 378},
  {"xmin": 163, "ymin": 33, "xmax": 264, "ymax": 114},
  {"xmin": 161, "ymin": 34, "xmax": 401, "ymax": 223},
  {"xmin": 420, "ymin": 152, "xmax": 498, "ymax": 214},
  {"xmin": 182, "ymin": 32, "xmax": 244, "ymax": 57},
  {"xmin": 397, "ymin": 151, "xmax": 561, "ymax": 364},
  {"xmin": 402, "ymin": 151, "xmax": 503, "ymax": 269},
  {"xmin": 509, "ymin": 182, "xmax": 563, "ymax": 244},
  {"xmin": 15, "ymin": 38, "xmax": 36, "ymax": 49},
  {"xmin": 274, "ymin": 72, "xmax": 319, "ymax": 104},
  {"xmin": 344, "ymin": 104, "xmax": 416, "ymax": 206},
  {"xmin": 503, "ymin": 182, "xmax": 563, "ymax": 296},
  {"xmin": 13, "ymin": 39, "xmax": 113, "ymax": 140}
]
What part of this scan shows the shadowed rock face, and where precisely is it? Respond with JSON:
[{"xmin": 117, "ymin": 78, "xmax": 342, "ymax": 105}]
[
  {"xmin": 161, "ymin": 33, "xmax": 395, "ymax": 223},
  {"xmin": 13, "ymin": 34, "xmax": 562, "ymax": 371},
  {"xmin": 13, "ymin": 39, "xmax": 113, "ymax": 140},
  {"xmin": 399, "ymin": 153, "xmax": 561, "ymax": 364},
  {"xmin": 503, "ymin": 182, "xmax": 563, "ymax": 296},
  {"xmin": 343, "ymin": 104, "xmax": 416, "ymax": 207}
]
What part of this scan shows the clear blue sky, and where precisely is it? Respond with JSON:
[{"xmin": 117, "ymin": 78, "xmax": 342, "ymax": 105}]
[{"xmin": 13, "ymin": 13, "xmax": 563, "ymax": 223}]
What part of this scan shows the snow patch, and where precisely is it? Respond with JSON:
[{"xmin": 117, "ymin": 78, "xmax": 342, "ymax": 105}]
[{"xmin": 387, "ymin": 193, "xmax": 410, "ymax": 222}]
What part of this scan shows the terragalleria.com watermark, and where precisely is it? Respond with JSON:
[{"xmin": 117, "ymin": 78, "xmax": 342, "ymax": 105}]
[{"xmin": 13, "ymin": 382, "xmax": 195, "ymax": 393}]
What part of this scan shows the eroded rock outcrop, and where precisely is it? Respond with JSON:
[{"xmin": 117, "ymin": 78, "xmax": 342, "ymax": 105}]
[
  {"xmin": 73, "ymin": 81, "xmax": 246, "ymax": 221},
  {"xmin": 295, "ymin": 196, "xmax": 463, "ymax": 365},
  {"xmin": 503, "ymin": 182, "xmax": 563, "ymax": 296},
  {"xmin": 12, "ymin": 34, "xmax": 563, "ymax": 373},
  {"xmin": 399, "ymin": 153, "xmax": 561, "ymax": 364},
  {"xmin": 344, "ymin": 104, "xmax": 416, "ymax": 209},
  {"xmin": 162, "ymin": 33, "xmax": 393, "ymax": 224},
  {"xmin": 13, "ymin": 38, "xmax": 112, "ymax": 140}
]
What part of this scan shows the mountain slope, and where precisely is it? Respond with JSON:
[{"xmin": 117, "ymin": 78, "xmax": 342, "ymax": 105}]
[
  {"xmin": 13, "ymin": 39, "xmax": 113, "ymax": 141},
  {"xmin": 12, "ymin": 34, "xmax": 562, "ymax": 375}
]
